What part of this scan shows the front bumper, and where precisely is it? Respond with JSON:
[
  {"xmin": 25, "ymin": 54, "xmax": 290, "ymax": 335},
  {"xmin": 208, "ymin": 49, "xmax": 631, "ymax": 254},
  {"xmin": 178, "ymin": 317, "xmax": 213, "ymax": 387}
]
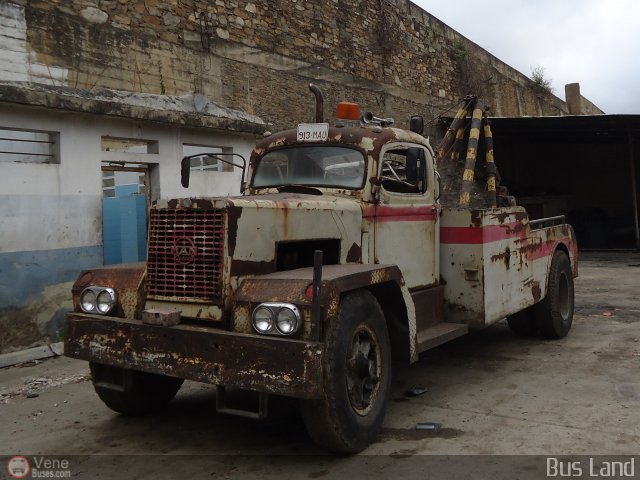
[{"xmin": 64, "ymin": 313, "xmax": 325, "ymax": 399}]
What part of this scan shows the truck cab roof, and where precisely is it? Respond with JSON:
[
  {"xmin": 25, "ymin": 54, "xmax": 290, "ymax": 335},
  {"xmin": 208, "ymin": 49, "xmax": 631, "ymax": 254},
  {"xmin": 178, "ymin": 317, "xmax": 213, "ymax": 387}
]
[{"xmin": 253, "ymin": 125, "xmax": 432, "ymax": 160}]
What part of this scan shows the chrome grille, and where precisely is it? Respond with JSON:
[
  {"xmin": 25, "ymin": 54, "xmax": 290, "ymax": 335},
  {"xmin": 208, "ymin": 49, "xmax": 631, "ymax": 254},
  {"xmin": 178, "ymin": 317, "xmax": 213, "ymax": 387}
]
[{"xmin": 146, "ymin": 208, "xmax": 225, "ymax": 301}]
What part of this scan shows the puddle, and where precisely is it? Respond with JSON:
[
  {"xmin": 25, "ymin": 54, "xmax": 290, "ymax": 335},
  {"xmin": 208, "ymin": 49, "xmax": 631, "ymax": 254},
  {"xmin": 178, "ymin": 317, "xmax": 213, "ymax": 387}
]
[{"xmin": 379, "ymin": 427, "xmax": 463, "ymax": 441}]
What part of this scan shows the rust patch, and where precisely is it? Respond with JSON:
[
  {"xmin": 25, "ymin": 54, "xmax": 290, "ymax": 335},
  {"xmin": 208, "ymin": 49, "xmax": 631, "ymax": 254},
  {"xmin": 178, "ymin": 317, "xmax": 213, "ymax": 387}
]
[
  {"xmin": 491, "ymin": 247, "xmax": 511, "ymax": 269},
  {"xmin": 193, "ymin": 199, "xmax": 214, "ymax": 209},
  {"xmin": 531, "ymin": 281, "xmax": 542, "ymax": 302},
  {"xmin": 492, "ymin": 211, "xmax": 511, "ymax": 224},
  {"xmin": 226, "ymin": 203, "xmax": 243, "ymax": 258},
  {"xmin": 64, "ymin": 314, "xmax": 324, "ymax": 399},
  {"xmin": 514, "ymin": 210, "xmax": 528, "ymax": 221},
  {"xmin": 346, "ymin": 242, "xmax": 361, "ymax": 262},
  {"xmin": 235, "ymin": 278, "xmax": 310, "ymax": 305},
  {"xmin": 506, "ymin": 222, "xmax": 526, "ymax": 234},
  {"xmin": 71, "ymin": 264, "xmax": 146, "ymax": 319},
  {"xmin": 230, "ymin": 259, "xmax": 276, "ymax": 277},
  {"xmin": 76, "ymin": 271, "xmax": 94, "ymax": 288},
  {"xmin": 470, "ymin": 210, "xmax": 482, "ymax": 227}
]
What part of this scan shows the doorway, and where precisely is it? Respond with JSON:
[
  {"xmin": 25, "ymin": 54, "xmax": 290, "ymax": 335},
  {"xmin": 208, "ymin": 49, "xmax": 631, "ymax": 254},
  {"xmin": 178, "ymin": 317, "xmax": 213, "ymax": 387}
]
[{"xmin": 101, "ymin": 162, "xmax": 149, "ymax": 265}]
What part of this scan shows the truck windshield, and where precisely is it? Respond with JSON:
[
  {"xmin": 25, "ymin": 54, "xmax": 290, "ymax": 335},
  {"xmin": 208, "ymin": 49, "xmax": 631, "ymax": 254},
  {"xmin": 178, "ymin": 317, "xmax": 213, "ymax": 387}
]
[{"xmin": 252, "ymin": 146, "xmax": 366, "ymax": 189}]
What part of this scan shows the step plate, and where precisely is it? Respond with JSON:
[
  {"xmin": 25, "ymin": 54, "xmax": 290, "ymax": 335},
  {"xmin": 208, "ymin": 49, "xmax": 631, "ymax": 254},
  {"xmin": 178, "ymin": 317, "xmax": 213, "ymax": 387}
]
[{"xmin": 416, "ymin": 322, "xmax": 469, "ymax": 353}]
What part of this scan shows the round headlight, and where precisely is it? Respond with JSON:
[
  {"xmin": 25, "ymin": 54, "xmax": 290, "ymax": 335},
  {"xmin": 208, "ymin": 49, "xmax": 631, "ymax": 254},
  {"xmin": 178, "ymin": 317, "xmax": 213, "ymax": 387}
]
[
  {"xmin": 252, "ymin": 306, "xmax": 274, "ymax": 333},
  {"xmin": 96, "ymin": 288, "xmax": 116, "ymax": 314},
  {"xmin": 276, "ymin": 307, "xmax": 299, "ymax": 334},
  {"xmin": 80, "ymin": 289, "xmax": 97, "ymax": 313}
]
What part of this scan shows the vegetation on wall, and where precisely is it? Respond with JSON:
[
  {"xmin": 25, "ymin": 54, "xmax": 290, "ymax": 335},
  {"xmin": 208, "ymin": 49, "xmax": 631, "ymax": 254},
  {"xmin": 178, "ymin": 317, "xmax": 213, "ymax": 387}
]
[{"xmin": 530, "ymin": 65, "xmax": 554, "ymax": 96}]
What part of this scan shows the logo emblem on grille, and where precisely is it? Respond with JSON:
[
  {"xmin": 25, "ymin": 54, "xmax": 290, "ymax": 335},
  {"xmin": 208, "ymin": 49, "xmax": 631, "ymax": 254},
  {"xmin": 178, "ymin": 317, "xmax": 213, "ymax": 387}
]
[{"xmin": 172, "ymin": 237, "xmax": 197, "ymax": 265}]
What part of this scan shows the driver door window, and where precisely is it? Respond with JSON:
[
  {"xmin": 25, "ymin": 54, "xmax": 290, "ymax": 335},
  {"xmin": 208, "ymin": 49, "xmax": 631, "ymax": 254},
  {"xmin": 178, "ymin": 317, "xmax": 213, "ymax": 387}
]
[{"xmin": 380, "ymin": 147, "xmax": 427, "ymax": 194}]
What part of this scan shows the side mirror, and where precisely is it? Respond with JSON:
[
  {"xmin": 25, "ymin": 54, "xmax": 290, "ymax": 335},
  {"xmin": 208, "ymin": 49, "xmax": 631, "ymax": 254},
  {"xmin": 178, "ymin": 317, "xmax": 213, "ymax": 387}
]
[
  {"xmin": 405, "ymin": 147, "xmax": 426, "ymax": 183},
  {"xmin": 181, "ymin": 157, "xmax": 190, "ymax": 188},
  {"xmin": 409, "ymin": 115, "xmax": 424, "ymax": 135}
]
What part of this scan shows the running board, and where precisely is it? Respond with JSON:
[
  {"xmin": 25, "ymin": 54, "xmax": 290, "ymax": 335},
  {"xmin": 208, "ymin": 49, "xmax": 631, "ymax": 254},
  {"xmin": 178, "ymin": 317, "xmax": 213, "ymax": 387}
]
[{"xmin": 416, "ymin": 322, "xmax": 468, "ymax": 353}]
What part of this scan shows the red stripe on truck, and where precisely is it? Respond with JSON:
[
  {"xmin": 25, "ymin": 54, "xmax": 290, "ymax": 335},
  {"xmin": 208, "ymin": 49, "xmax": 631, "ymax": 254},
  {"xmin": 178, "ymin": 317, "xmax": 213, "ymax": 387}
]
[
  {"xmin": 363, "ymin": 205, "xmax": 438, "ymax": 222},
  {"xmin": 440, "ymin": 222, "xmax": 527, "ymax": 244}
]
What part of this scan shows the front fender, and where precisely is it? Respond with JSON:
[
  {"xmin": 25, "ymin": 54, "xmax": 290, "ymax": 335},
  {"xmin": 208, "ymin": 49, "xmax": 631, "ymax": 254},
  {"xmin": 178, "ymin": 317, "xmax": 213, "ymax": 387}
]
[
  {"xmin": 71, "ymin": 263, "xmax": 146, "ymax": 319},
  {"xmin": 232, "ymin": 264, "xmax": 418, "ymax": 361}
]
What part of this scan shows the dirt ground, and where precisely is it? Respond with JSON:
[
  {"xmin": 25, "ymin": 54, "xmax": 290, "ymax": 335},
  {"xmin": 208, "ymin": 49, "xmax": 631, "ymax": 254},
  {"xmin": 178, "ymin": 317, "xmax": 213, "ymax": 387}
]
[{"xmin": 1, "ymin": 252, "xmax": 638, "ymax": 478}]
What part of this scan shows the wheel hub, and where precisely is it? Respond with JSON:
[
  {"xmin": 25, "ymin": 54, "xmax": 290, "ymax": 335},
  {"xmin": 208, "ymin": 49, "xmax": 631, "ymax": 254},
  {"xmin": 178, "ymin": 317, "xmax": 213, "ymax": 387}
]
[{"xmin": 346, "ymin": 324, "xmax": 382, "ymax": 416}]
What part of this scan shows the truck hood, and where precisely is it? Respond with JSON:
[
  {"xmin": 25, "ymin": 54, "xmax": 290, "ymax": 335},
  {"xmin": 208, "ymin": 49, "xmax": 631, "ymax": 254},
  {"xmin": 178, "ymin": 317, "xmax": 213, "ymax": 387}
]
[
  {"xmin": 225, "ymin": 193, "xmax": 363, "ymax": 277},
  {"xmin": 155, "ymin": 192, "xmax": 364, "ymax": 286}
]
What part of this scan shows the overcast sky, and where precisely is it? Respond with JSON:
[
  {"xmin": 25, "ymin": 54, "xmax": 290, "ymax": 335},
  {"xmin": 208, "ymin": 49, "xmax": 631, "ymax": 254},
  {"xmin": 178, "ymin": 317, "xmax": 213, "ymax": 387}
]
[{"xmin": 414, "ymin": 0, "xmax": 640, "ymax": 114}]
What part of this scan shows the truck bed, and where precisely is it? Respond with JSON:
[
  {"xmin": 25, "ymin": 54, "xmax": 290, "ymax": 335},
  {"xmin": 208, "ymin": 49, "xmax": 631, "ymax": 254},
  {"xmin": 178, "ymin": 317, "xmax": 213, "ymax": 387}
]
[{"xmin": 439, "ymin": 206, "xmax": 578, "ymax": 329}]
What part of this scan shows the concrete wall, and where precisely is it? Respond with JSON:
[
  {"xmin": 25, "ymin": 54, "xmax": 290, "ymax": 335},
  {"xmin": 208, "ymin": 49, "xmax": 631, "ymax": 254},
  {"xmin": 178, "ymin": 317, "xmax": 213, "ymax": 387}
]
[
  {"xmin": 0, "ymin": 103, "xmax": 255, "ymax": 352},
  {"xmin": 1, "ymin": 0, "xmax": 598, "ymax": 136},
  {"xmin": 565, "ymin": 83, "xmax": 605, "ymax": 115}
]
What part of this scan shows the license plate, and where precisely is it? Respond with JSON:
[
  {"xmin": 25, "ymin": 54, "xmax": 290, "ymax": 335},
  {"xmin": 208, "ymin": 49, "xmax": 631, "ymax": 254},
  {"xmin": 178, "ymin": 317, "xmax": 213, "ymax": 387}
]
[{"xmin": 297, "ymin": 123, "xmax": 329, "ymax": 142}]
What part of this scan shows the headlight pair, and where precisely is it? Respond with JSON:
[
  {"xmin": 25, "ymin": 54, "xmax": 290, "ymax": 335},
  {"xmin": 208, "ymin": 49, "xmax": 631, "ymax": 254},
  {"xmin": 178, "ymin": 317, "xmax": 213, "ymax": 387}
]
[
  {"xmin": 80, "ymin": 287, "xmax": 117, "ymax": 315},
  {"xmin": 252, "ymin": 303, "xmax": 301, "ymax": 335}
]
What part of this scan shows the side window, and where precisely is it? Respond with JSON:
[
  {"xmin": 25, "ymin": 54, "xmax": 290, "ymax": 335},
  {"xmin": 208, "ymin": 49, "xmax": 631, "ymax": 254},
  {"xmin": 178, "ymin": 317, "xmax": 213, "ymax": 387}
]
[
  {"xmin": 380, "ymin": 147, "xmax": 428, "ymax": 194},
  {"xmin": 182, "ymin": 144, "xmax": 234, "ymax": 172},
  {"xmin": 0, "ymin": 128, "xmax": 60, "ymax": 164}
]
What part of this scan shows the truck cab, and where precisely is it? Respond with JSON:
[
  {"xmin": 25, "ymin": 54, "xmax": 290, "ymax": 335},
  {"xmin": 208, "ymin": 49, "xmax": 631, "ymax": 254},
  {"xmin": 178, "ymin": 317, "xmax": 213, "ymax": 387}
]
[{"xmin": 64, "ymin": 87, "xmax": 578, "ymax": 453}]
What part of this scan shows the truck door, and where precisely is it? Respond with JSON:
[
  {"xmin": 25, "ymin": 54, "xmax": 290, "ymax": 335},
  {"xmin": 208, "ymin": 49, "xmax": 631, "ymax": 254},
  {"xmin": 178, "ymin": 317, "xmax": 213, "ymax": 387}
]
[{"xmin": 372, "ymin": 143, "xmax": 439, "ymax": 289}]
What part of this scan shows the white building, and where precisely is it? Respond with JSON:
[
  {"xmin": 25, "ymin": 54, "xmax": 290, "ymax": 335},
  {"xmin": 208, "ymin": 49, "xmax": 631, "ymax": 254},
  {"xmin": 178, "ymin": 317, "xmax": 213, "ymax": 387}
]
[{"xmin": 0, "ymin": 81, "xmax": 264, "ymax": 352}]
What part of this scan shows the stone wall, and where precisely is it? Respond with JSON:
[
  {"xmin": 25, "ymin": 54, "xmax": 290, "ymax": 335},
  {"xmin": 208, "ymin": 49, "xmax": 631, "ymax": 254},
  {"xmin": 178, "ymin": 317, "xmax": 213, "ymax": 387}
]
[{"xmin": 2, "ymin": 0, "xmax": 590, "ymax": 136}]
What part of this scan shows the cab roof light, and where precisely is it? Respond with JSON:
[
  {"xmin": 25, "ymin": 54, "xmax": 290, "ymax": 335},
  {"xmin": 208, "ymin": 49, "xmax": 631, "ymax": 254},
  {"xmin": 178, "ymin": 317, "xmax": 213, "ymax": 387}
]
[{"xmin": 336, "ymin": 102, "xmax": 361, "ymax": 122}]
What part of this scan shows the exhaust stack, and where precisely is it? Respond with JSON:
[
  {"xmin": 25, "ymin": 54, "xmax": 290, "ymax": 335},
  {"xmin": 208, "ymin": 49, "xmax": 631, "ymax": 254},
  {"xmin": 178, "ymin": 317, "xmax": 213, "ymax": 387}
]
[{"xmin": 308, "ymin": 83, "xmax": 324, "ymax": 123}]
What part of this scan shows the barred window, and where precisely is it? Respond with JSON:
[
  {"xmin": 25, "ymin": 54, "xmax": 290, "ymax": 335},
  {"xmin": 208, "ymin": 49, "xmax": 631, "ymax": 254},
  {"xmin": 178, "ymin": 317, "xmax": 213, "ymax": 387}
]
[{"xmin": 0, "ymin": 128, "xmax": 59, "ymax": 164}]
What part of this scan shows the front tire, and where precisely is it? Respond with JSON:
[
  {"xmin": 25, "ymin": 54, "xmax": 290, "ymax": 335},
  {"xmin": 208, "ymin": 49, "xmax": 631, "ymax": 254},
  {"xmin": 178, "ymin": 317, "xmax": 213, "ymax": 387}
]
[
  {"xmin": 301, "ymin": 290, "xmax": 392, "ymax": 453},
  {"xmin": 90, "ymin": 363, "xmax": 183, "ymax": 415},
  {"xmin": 535, "ymin": 250, "xmax": 575, "ymax": 339}
]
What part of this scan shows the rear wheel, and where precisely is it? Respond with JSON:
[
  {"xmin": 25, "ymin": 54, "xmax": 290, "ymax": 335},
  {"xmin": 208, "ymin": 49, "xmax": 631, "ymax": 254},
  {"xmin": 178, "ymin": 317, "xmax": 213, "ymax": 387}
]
[
  {"xmin": 301, "ymin": 290, "xmax": 392, "ymax": 453},
  {"xmin": 534, "ymin": 250, "xmax": 574, "ymax": 339},
  {"xmin": 90, "ymin": 363, "xmax": 183, "ymax": 415}
]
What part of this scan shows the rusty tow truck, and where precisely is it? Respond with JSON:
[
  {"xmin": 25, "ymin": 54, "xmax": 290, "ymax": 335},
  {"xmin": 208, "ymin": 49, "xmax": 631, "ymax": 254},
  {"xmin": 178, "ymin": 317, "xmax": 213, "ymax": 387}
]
[{"xmin": 64, "ymin": 87, "xmax": 578, "ymax": 453}]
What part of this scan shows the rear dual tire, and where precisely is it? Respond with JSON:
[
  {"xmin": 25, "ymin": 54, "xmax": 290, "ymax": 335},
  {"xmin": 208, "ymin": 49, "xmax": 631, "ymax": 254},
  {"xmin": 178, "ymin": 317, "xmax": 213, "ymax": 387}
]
[{"xmin": 507, "ymin": 250, "xmax": 574, "ymax": 339}]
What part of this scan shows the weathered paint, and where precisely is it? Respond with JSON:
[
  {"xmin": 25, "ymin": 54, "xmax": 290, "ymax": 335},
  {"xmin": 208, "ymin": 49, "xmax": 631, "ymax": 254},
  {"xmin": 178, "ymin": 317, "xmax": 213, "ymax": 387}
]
[
  {"xmin": 459, "ymin": 108, "xmax": 484, "ymax": 207},
  {"xmin": 440, "ymin": 206, "xmax": 577, "ymax": 329},
  {"xmin": 0, "ymin": 97, "xmax": 257, "ymax": 350},
  {"xmin": 64, "ymin": 314, "xmax": 324, "ymax": 399},
  {"xmin": 0, "ymin": 245, "xmax": 102, "ymax": 307},
  {"xmin": 482, "ymin": 115, "xmax": 497, "ymax": 208},
  {"xmin": 368, "ymin": 140, "xmax": 440, "ymax": 289},
  {"xmin": 232, "ymin": 264, "xmax": 418, "ymax": 361},
  {"xmin": 248, "ymin": 125, "xmax": 431, "ymax": 204},
  {"xmin": 63, "ymin": 119, "xmax": 578, "ymax": 401},
  {"xmin": 71, "ymin": 263, "xmax": 146, "ymax": 320}
]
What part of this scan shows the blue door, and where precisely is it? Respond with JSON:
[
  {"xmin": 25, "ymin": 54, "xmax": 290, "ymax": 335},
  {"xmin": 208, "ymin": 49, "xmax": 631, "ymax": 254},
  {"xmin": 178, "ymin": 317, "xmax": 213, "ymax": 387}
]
[{"xmin": 102, "ymin": 184, "xmax": 147, "ymax": 265}]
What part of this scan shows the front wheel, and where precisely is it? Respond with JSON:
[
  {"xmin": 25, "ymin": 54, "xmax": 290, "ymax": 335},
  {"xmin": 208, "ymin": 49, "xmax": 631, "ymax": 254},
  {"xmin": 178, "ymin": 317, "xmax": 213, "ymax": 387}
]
[
  {"xmin": 534, "ymin": 250, "xmax": 575, "ymax": 339},
  {"xmin": 301, "ymin": 290, "xmax": 392, "ymax": 453},
  {"xmin": 90, "ymin": 363, "xmax": 184, "ymax": 415}
]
